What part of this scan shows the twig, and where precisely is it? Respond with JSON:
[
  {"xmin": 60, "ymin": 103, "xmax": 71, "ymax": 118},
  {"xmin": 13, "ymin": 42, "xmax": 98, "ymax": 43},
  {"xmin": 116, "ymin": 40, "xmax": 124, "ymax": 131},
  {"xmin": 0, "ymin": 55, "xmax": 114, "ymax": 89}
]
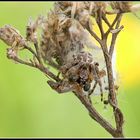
[
  {"xmin": 105, "ymin": 14, "xmax": 121, "ymax": 37},
  {"xmin": 102, "ymin": 14, "xmax": 111, "ymax": 28},
  {"xmin": 96, "ymin": 10, "xmax": 104, "ymax": 39},
  {"xmin": 38, "ymin": 65, "xmax": 61, "ymax": 82},
  {"xmin": 74, "ymin": 91, "xmax": 121, "ymax": 138},
  {"xmin": 34, "ymin": 42, "xmax": 43, "ymax": 65},
  {"xmin": 90, "ymin": 10, "xmax": 124, "ymax": 137},
  {"xmin": 102, "ymin": 42, "xmax": 124, "ymax": 137},
  {"xmin": 87, "ymin": 22, "xmax": 101, "ymax": 43},
  {"xmin": 8, "ymin": 56, "xmax": 60, "ymax": 82},
  {"xmin": 9, "ymin": 56, "xmax": 35, "ymax": 68},
  {"xmin": 109, "ymin": 14, "xmax": 123, "ymax": 58},
  {"xmin": 24, "ymin": 45, "xmax": 38, "ymax": 59}
]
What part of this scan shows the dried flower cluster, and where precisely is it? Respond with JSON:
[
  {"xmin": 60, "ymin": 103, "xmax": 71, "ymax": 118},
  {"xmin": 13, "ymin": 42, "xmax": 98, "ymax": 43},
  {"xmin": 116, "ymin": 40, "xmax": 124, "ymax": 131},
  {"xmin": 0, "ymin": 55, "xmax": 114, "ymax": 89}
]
[{"xmin": 0, "ymin": 1, "xmax": 140, "ymax": 138}]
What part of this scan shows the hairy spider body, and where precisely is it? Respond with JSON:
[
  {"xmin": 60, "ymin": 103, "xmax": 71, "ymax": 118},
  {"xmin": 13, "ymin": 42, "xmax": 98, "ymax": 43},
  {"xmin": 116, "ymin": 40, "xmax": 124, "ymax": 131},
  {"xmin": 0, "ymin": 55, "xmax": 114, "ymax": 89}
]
[{"xmin": 47, "ymin": 51, "xmax": 106, "ymax": 101}]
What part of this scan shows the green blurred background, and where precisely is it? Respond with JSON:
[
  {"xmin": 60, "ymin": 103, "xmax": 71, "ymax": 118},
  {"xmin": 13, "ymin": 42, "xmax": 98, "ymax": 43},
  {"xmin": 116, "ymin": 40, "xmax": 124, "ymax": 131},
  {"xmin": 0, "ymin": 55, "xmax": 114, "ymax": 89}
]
[{"xmin": 0, "ymin": 2, "xmax": 140, "ymax": 138}]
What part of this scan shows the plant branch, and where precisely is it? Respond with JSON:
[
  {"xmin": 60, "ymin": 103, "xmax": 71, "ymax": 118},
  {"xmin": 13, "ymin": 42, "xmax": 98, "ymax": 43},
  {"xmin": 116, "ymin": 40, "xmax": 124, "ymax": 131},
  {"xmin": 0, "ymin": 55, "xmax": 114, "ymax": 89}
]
[
  {"xmin": 109, "ymin": 14, "xmax": 123, "ymax": 58},
  {"xmin": 96, "ymin": 10, "xmax": 104, "ymax": 39},
  {"xmin": 105, "ymin": 14, "xmax": 121, "ymax": 37},
  {"xmin": 102, "ymin": 14, "xmax": 111, "ymax": 28},
  {"xmin": 102, "ymin": 46, "xmax": 124, "ymax": 136},
  {"xmin": 8, "ymin": 55, "xmax": 60, "ymax": 82},
  {"xmin": 74, "ymin": 91, "xmax": 122, "ymax": 137},
  {"xmin": 87, "ymin": 21, "xmax": 101, "ymax": 43},
  {"xmin": 24, "ymin": 45, "xmax": 38, "ymax": 59},
  {"xmin": 24, "ymin": 44, "xmax": 42, "ymax": 65},
  {"xmin": 100, "ymin": 37, "xmax": 124, "ymax": 136},
  {"xmin": 34, "ymin": 42, "xmax": 43, "ymax": 65},
  {"xmin": 89, "ymin": 11, "xmax": 124, "ymax": 137}
]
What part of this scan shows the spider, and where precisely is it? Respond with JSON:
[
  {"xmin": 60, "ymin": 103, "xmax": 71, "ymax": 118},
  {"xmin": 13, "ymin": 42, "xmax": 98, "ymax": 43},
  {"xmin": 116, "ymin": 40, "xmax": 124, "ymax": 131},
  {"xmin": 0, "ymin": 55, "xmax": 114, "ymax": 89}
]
[{"xmin": 47, "ymin": 52, "xmax": 106, "ymax": 102}]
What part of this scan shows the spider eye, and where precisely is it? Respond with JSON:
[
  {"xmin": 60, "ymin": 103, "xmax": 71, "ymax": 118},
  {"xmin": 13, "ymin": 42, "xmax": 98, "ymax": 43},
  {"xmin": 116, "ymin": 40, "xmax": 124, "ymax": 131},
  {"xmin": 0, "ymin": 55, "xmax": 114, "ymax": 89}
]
[{"xmin": 83, "ymin": 83, "xmax": 91, "ymax": 91}]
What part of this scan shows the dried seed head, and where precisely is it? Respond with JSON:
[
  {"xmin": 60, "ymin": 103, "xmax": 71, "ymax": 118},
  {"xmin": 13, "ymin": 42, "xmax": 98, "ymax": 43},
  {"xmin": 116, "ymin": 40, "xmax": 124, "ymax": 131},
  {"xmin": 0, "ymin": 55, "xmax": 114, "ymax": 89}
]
[
  {"xmin": 94, "ymin": 2, "xmax": 108, "ymax": 12},
  {"xmin": 7, "ymin": 48, "xmax": 17, "ymax": 59},
  {"xmin": 26, "ymin": 15, "xmax": 44, "ymax": 43},
  {"xmin": 110, "ymin": 2, "xmax": 132, "ymax": 13},
  {"xmin": 57, "ymin": 1, "xmax": 72, "ymax": 8},
  {"xmin": 130, "ymin": 4, "xmax": 140, "ymax": 12},
  {"xmin": 41, "ymin": 1, "xmax": 102, "ymax": 66},
  {"xmin": 77, "ymin": 9, "xmax": 90, "ymax": 27},
  {"xmin": 0, "ymin": 25, "xmax": 26, "ymax": 48}
]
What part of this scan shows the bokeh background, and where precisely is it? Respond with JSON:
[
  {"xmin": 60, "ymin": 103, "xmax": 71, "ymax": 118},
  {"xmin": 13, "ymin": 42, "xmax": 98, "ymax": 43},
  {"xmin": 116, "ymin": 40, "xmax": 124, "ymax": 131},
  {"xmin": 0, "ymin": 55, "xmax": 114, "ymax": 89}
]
[{"xmin": 0, "ymin": 2, "xmax": 140, "ymax": 138}]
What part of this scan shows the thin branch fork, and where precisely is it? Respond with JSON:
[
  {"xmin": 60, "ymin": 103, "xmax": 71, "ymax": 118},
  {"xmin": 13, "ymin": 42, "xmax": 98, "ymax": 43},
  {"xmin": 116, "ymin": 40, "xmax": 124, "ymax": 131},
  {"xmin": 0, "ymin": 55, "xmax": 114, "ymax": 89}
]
[
  {"xmin": 7, "ymin": 53, "xmax": 60, "ymax": 82},
  {"xmin": 105, "ymin": 13, "xmax": 122, "ymax": 38},
  {"xmin": 74, "ymin": 91, "xmax": 117, "ymax": 137},
  {"xmin": 109, "ymin": 14, "xmax": 123, "ymax": 57},
  {"xmin": 96, "ymin": 9, "xmax": 104, "ymax": 39},
  {"xmin": 74, "ymin": 90, "xmax": 124, "ymax": 137},
  {"xmin": 23, "ymin": 43, "xmax": 60, "ymax": 82},
  {"xmin": 90, "ymin": 10, "xmax": 124, "ymax": 137},
  {"xmin": 34, "ymin": 42, "xmax": 43, "ymax": 65}
]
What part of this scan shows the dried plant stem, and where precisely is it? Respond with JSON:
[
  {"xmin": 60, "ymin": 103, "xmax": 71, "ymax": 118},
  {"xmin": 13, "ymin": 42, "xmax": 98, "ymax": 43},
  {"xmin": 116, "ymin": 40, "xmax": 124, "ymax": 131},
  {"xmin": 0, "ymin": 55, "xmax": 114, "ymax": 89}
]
[
  {"xmin": 105, "ymin": 14, "xmax": 121, "ymax": 36},
  {"xmin": 16, "ymin": 43, "xmax": 60, "ymax": 82},
  {"xmin": 75, "ymin": 91, "xmax": 125, "ymax": 137},
  {"xmin": 99, "ymin": 13, "xmax": 124, "ymax": 137},
  {"xmin": 24, "ymin": 45, "xmax": 38, "ymax": 59},
  {"xmin": 8, "ymin": 55, "xmax": 60, "ymax": 82},
  {"xmin": 74, "ymin": 11, "xmax": 124, "ymax": 137},
  {"xmin": 34, "ymin": 42, "xmax": 43, "ymax": 65},
  {"xmin": 103, "ymin": 47, "xmax": 124, "ymax": 137},
  {"xmin": 109, "ymin": 14, "xmax": 123, "ymax": 57}
]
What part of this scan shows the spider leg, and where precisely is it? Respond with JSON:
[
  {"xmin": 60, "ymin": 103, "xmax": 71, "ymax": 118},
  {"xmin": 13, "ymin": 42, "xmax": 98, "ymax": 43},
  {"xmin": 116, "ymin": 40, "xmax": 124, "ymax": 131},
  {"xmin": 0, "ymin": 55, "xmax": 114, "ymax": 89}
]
[
  {"xmin": 98, "ymin": 79, "xmax": 104, "ymax": 102},
  {"xmin": 86, "ymin": 81, "xmax": 98, "ymax": 105},
  {"xmin": 47, "ymin": 80, "xmax": 73, "ymax": 93},
  {"xmin": 93, "ymin": 63, "xmax": 104, "ymax": 102},
  {"xmin": 89, "ymin": 81, "xmax": 98, "ymax": 96}
]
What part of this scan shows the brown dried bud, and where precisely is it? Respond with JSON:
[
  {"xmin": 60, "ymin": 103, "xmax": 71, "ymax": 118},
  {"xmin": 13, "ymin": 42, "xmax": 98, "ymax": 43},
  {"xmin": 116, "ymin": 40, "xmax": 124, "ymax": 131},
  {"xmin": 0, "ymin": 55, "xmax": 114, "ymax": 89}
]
[
  {"xmin": 130, "ymin": 4, "xmax": 140, "ymax": 13},
  {"xmin": 26, "ymin": 15, "xmax": 44, "ymax": 43},
  {"xmin": 57, "ymin": 1, "xmax": 72, "ymax": 8},
  {"xmin": 110, "ymin": 2, "xmax": 132, "ymax": 13},
  {"xmin": 94, "ymin": 2, "xmax": 108, "ymax": 12},
  {"xmin": 0, "ymin": 25, "xmax": 26, "ymax": 48},
  {"xmin": 7, "ymin": 48, "xmax": 17, "ymax": 59}
]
